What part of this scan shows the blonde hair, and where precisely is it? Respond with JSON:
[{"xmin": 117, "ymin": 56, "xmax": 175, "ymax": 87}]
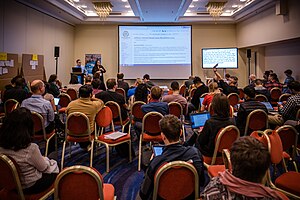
[{"xmin": 208, "ymin": 82, "xmax": 218, "ymax": 93}]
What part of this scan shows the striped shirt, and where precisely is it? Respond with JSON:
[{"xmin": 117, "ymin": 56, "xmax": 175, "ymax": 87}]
[{"xmin": 280, "ymin": 94, "xmax": 300, "ymax": 121}]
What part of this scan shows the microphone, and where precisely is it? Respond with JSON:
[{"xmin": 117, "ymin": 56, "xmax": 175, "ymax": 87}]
[{"xmin": 213, "ymin": 63, "xmax": 218, "ymax": 68}]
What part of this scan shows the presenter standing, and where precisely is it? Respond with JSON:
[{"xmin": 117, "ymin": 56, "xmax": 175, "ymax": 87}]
[
  {"xmin": 74, "ymin": 59, "xmax": 86, "ymax": 74},
  {"xmin": 92, "ymin": 59, "xmax": 106, "ymax": 82}
]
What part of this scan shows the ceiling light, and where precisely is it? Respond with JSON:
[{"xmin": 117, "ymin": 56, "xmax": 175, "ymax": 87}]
[
  {"xmin": 189, "ymin": 4, "xmax": 195, "ymax": 8},
  {"xmin": 206, "ymin": 2, "xmax": 227, "ymax": 20},
  {"xmin": 125, "ymin": 5, "xmax": 130, "ymax": 8},
  {"xmin": 240, "ymin": 0, "xmax": 247, "ymax": 1},
  {"xmin": 73, "ymin": 0, "xmax": 79, "ymax": 2},
  {"xmin": 81, "ymin": 5, "xmax": 87, "ymax": 8},
  {"xmin": 187, "ymin": 10, "xmax": 191, "ymax": 12},
  {"xmin": 193, "ymin": 0, "xmax": 198, "ymax": 2},
  {"xmin": 121, "ymin": 0, "xmax": 127, "ymax": 2},
  {"xmin": 93, "ymin": 1, "xmax": 113, "ymax": 21},
  {"xmin": 232, "ymin": 4, "xmax": 238, "ymax": 8}
]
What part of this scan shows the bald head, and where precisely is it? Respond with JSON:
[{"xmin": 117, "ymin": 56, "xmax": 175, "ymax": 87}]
[{"xmin": 30, "ymin": 80, "xmax": 44, "ymax": 94}]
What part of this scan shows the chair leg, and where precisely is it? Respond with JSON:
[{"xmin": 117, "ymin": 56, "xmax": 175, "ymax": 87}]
[
  {"xmin": 182, "ymin": 124, "xmax": 186, "ymax": 141},
  {"xmin": 138, "ymin": 135, "xmax": 142, "ymax": 171},
  {"xmin": 61, "ymin": 141, "xmax": 67, "ymax": 170},
  {"xmin": 106, "ymin": 144, "xmax": 110, "ymax": 173},
  {"xmin": 45, "ymin": 139, "xmax": 50, "ymax": 157},
  {"xmin": 90, "ymin": 140, "xmax": 94, "ymax": 167}
]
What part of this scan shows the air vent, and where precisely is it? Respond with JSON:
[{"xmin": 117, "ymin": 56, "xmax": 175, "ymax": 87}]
[{"xmin": 197, "ymin": 12, "xmax": 210, "ymax": 15}]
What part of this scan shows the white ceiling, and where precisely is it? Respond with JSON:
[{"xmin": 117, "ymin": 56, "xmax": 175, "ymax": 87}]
[{"xmin": 16, "ymin": 0, "xmax": 275, "ymax": 25}]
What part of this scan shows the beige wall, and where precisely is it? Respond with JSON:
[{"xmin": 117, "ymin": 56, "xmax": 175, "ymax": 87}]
[{"xmin": 0, "ymin": 0, "xmax": 75, "ymax": 86}]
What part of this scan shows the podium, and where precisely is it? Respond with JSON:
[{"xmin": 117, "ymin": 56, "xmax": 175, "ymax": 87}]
[{"xmin": 71, "ymin": 73, "xmax": 84, "ymax": 84}]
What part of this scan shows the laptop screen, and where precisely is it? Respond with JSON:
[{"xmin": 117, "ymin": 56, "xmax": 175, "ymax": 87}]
[
  {"xmin": 190, "ymin": 112, "xmax": 210, "ymax": 129},
  {"xmin": 199, "ymin": 97, "xmax": 204, "ymax": 106},
  {"xmin": 54, "ymin": 98, "xmax": 60, "ymax": 106},
  {"xmin": 72, "ymin": 67, "xmax": 82, "ymax": 73},
  {"xmin": 261, "ymin": 102, "xmax": 274, "ymax": 111}
]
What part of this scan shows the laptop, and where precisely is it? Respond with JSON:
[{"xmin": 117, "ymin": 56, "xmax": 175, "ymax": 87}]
[
  {"xmin": 190, "ymin": 112, "xmax": 210, "ymax": 129},
  {"xmin": 199, "ymin": 97, "xmax": 204, "ymax": 106},
  {"xmin": 261, "ymin": 102, "xmax": 274, "ymax": 111},
  {"xmin": 54, "ymin": 97, "xmax": 60, "ymax": 106},
  {"xmin": 72, "ymin": 67, "xmax": 82, "ymax": 73}
]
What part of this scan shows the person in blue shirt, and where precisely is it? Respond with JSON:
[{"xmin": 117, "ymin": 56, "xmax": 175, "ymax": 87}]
[
  {"xmin": 283, "ymin": 69, "xmax": 295, "ymax": 94},
  {"xmin": 74, "ymin": 59, "xmax": 87, "ymax": 74}
]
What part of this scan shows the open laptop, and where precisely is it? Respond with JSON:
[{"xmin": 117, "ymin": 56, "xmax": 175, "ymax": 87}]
[
  {"xmin": 190, "ymin": 112, "xmax": 210, "ymax": 130},
  {"xmin": 261, "ymin": 101, "xmax": 274, "ymax": 112},
  {"xmin": 72, "ymin": 67, "xmax": 82, "ymax": 73},
  {"xmin": 54, "ymin": 97, "xmax": 60, "ymax": 106},
  {"xmin": 199, "ymin": 97, "xmax": 204, "ymax": 106}
]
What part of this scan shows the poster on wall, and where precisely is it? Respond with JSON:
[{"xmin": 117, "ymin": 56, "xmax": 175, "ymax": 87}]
[{"xmin": 85, "ymin": 54, "xmax": 101, "ymax": 76}]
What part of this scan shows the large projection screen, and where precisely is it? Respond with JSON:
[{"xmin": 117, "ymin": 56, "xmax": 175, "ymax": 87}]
[
  {"xmin": 119, "ymin": 25, "xmax": 192, "ymax": 79},
  {"xmin": 202, "ymin": 48, "xmax": 238, "ymax": 69}
]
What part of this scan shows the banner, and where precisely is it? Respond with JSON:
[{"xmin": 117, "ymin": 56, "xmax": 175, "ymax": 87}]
[{"xmin": 85, "ymin": 54, "xmax": 101, "ymax": 76}]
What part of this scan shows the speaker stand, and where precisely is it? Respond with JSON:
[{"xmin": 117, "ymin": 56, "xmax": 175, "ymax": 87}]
[
  {"xmin": 248, "ymin": 57, "xmax": 251, "ymax": 84},
  {"xmin": 55, "ymin": 57, "xmax": 58, "ymax": 75}
]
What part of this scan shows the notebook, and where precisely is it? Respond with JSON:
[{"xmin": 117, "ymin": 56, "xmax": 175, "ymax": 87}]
[
  {"xmin": 190, "ymin": 112, "xmax": 210, "ymax": 129},
  {"xmin": 261, "ymin": 102, "xmax": 274, "ymax": 111}
]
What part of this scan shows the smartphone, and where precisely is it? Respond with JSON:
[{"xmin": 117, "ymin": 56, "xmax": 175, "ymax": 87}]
[{"xmin": 152, "ymin": 145, "xmax": 164, "ymax": 156}]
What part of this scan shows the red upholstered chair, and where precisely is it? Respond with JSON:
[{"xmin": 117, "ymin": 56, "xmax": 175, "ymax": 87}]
[
  {"xmin": 54, "ymin": 165, "xmax": 115, "ymax": 200},
  {"xmin": 168, "ymin": 102, "xmax": 185, "ymax": 141},
  {"xmin": 66, "ymin": 88, "xmax": 78, "ymax": 101},
  {"xmin": 31, "ymin": 112, "xmax": 57, "ymax": 157},
  {"xmin": 204, "ymin": 125, "xmax": 240, "ymax": 169},
  {"xmin": 152, "ymin": 161, "xmax": 199, "ymax": 200},
  {"xmin": 130, "ymin": 101, "xmax": 146, "ymax": 126},
  {"xmin": 116, "ymin": 88, "xmax": 126, "ymax": 102},
  {"xmin": 138, "ymin": 112, "xmax": 164, "ymax": 171},
  {"xmin": 61, "ymin": 112, "xmax": 94, "ymax": 170},
  {"xmin": 105, "ymin": 101, "xmax": 130, "ymax": 133},
  {"xmin": 244, "ymin": 109, "xmax": 268, "ymax": 136},
  {"xmin": 270, "ymin": 87, "xmax": 282, "ymax": 105},
  {"xmin": 95, "ymin": 106, "xmax": 132, "ymax": 172},
  {"xmin": 208, "ymin": 104, "xmax": 234, "ymax": 118},
  {"xmin": 4, "ymin": 99, "xmax": 19, "ymax": 116},
  {"xmin": 261, "ymin": 129, "xmax": 300, "ymax": 199},
  {"xmin": 207, "ymin": 149, "xmax": 232, "ymax": 178},
  {"xmin": 279, "ymin": 93, "xmax": 291, "ymax": 102},
  {"xmin": 255, "ymin": 94, "xmax": 268, "ymax": 102},
  {"xmin": 227, "ymin": 93, "xmax": 240, "ymax": 111},
  {"xmin": 0, "ymin": 154, "xmax": 54, "ymax": 200},
  {"xmin": 179, "ymin": 85, "xmax": 186, "ymax": 97},
  {"xmin": 187, "ymin": 88, "xmax": 196, "ymax": 102},
  {"xmin": 238, "ymin": 88, "xmax": 244, "ymax": 100},
  {"xmin": 276, "ymin": 125, "xmax": 299, "ymax": 172},
  {"xmin": 57, "ymin": 93, "xmax": 71, "ymax": 114}
]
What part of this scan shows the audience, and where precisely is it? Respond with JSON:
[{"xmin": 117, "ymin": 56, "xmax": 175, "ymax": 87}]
[
  {"xmin": 3, "ymin": 76, "xmax": 28, "ymax": 104},
  {"xmin": 91, "ymin": 78, "xmax": 103, "ymax": 95},
  {"xmin": 264, "ymin": 73, "xmax": 282, "ymax": 91},
  {"xmin": 189, "ymin": 76, "xmax": 209, "ymax": 112},
  {"xmin": 248, "ymin": 74, "xmax": 256, "ymax": 87},
  {"xmin": 65, "ymin": 74, "xmax": 82, "ymax": 92},
  {"xmin": 201, "ymin": 136, "xmax": 285, "ymax": 200},
  {"xmin": 127, "ymin": 78, "xmax": 143, "ymax": 98},
  {"xmin": 187, "ymin": 93, "xmax": 235, "ymax": 156},
  {"xmin": 254, "ymin": 79, "xmax": 271, "ymax": 100},
  {"xmin": 143, "ymin": 74, "xmax": 155, "ymax": 89},
  {"xmin": 141, "ymin": 86, "xmax": 168, "ymax": 115},
  {"xmin": 85, "ymin": 75, "xmax": 93, "ymax": 85},
  {"xmin": 200, "ymin": 82, "xmax": 220, "ymax": 112},
  {"xmin": 117, "ymin": 73, "xmax": 129, "ymax": 94},
  {"xmin": 47, "ymin": 74, "xmax": 61, "ymax": 98},
  {"xmin": 213, "ymin": 68, "xmax": 239, "ymax": 95},
  {"xmin": 0, "ymin": 107, "xmax": 59, "ymax": 194},
  {"xmin": 262, "ymin": 70, "xmax": 271, "ymax": 86},
  {"xmin": 282, "ymin": 69, "xmax": 294, "ymax": 94},
  {"xmin": 162, "ymin": 81, "xmax": 187, "ymax": 113},
  {"xmin": 184, "ymin": 76, "xmax": 194, "ymax": 95},
  {"xmin": 66, "ymin": 84, "xmax": 104, "ymax": 149},
  {"xmin": 134, "ymin": 83, "xmax": 148, "ymax": 103},
  {"xmin": 236, "ymin": 86, "xmax": 268, "ymax": 135},
  {"xmin": 139, "ymin": 115, "xmax": 205, "ymax": 200}
]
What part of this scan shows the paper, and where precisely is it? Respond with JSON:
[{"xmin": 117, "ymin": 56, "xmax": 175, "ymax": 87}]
[
  {"xmin": 0, "ymin": 61, "xmax": 4, "ymax": 66},
  {"xmin": 2, "ymin": 68, "xmax": 8, "ymax": 74},
  {"xmin": 32, "ymin": 65, "xmax": 36, "ymax": 70},
  {"xmin": 0, "ymin": 52, "xmax": 7, "ymax": 61},
  {"xmin": 32, "ymin": 54, "xmax": 38, "ymax": 61},
  {"xmin": 9, "ymin": 60, "xmax": 14, "ymax": 67},
  {"xmin": 30, "ymin": 60, "xmax": 38, "ymax": 66},
  {"xmin": 104, "ymin": 131, "xmax": 127, "ymax": 140}
]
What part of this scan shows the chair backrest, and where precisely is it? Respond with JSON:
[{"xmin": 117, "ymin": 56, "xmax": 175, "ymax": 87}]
[
  {"xmin": 153, "ymin": 161, "xmax": 199, "ymax": 200},
  {"xmin": 105, "ymin": 101, "xmax": 125, "ymax": 124},
  {"xmin": 263, "ymin": 129, "xmax": 284, "ymax": 165},
  {"xmin": 222, "ymin": 149, "xmax": 232, "ymax": 172},
  {"xmin": 270, "ymin": 87, "xmax": 282, "ymax": 101},
  {"xmin": 244, "ymin": 109, "xmax": 268, "ymax": 136},
  {"xmin": 189, "ymin": 88, "xmax": 196, "ymax": 99},
  {"xmin": 227, "ymin": 93, "xmax": 240, "ymax": 107},
  {"xmin": 276, "ymin": 125, "xmax": 298, "ymax": 159},
  {"xmin": 116, "ymin": 88, "xmax": 126, "ymax": 97},
  {"xmin": 58, "ymin": 93, "xmax": 71, "ymax": 107},
  {"xmin": 95, "ymin": 106, "xmax": 114, "ymax": 135},
  {"xmin": 31, "ymin": 111, "xmax": 47, "ymax": 140},
  {"xmin": 131, "ymin": 101, "xmax": 146, "ymax": 122},
  {"xmin": 142, "ymin": 112, "xmax": 163, "ymax": 136},
  {"xmin": 250, "ymin": 130, "xmax": 268, "ymax": 148},
  {"xmin": 54, "ymin": 165, "xmax": 105, "ymax": 200},
  {"xmin": 66, "ymin": 88, "xmax": 78, "ymax": 101},
  {"xmin": 0, "ymin": 154, "xmax": 25, "ymax": 200},
  {"xmin": 255, "ymin": 94, "xmax": 268, "ymax": 102},
  {"xmin": 211, "ymin": 125, "xmax": 240, "ymax": 165},
  {"xmin": 168, "ymin": 102, "xmax": 183, "ymax": 118},
  {"xmin": 238, "ymin": 88, "xmax": 244, "ymax": 99},
  {"xmin": 66, "ymin": 112, "xmax": 91, "ymax": 138},
  {"xmin": 179, "ymin": 85, "xmax": 186, "ymax": 97},
  {"xmin": 4, "ymin": 99, "xmax": 19, "ymax": 116},
  {"xmin": 200, "ymin": 92, "xmax": 209, "ymax": 98},
  {"xmin": 279, "ymin": 93, "xmax": 291, "ymax": 102},
  {"xmin": 208, "ymin": 104, "xmax": 233, "ymax": 118}
]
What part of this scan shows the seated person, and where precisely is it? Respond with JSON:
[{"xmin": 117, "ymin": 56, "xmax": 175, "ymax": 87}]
[
  {"xmin": 189, "ymin": 76, "xmax": 209, "ymax": 112},
  {"xmin": 47, "ymin": 74, "xmax": 61, "ymax": 98},
  {"xmin": 264, "ymin": 73, "xmax": 282, "ymax": 91},
  {"xmin": 65, "ymin": 74, "xmax": 82, "ymax": 92},
  {"xmin": 201, "ymin": 136, "xmax": 286, "ymax": 200},
  {"xmin": 139, "ymin": 115, "xmax": 205, "ymax": 200},
  {"xmin": 117, "ymin": 73, "xmax": 129, "ymax": 94},
  {"xmin": 213, "ymin": 68, "xmax": 239, "ymax": 96},
  {"xmin": 2, "ymin": 76, "xmax": 28, "ymax": 104},
  {"xmin": 187, "ymin": 93, "xmax": 235, "ymax": 156},
  {"xmin": 141, "ymin": 86, "xmax": 169, "ymax": 115},
  {"xmin": 127, "ymin": 78, "xmax": 143, "ymax": 98},
  {"xmin": 162, "ymin": 81, "xmax": 187, "ymax": 114},
  {"xmin": 0, "ymin": 107, "xmax": 59, "ymax": 194},
  {"xmin": 143, "ymin": 74, "xmax": 155, "ymax": 89},
  {"xmin": 282, "ymin": 69, "xmax": 294, "ymax": 94},
  {"xmin": 91, "ymin": 78, "xmax": 103, "ymax": 96},
  {"xmin": 200, "ymin": 82, "xmax": 220, "ymax": 112},
  {"xmin": 236, "ymin": 86, "xmax": 268, "ymax": 135},
  {"xmin": 254, "ymin": 79, "xmax": 271, "ymax": 101}
]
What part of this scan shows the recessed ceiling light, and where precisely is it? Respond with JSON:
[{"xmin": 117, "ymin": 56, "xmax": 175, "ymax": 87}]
[
  {"xmin": 125, "ymin": 5, "xmax": 130, "ymax": 8},
  {"xmin": 187, "ymin": 10, "xmax": 191, "ymax": 12},
  {"xmin": 232, "ymin": 4, "xmax": 238, "ymax": 8},
  {"xmin": 122, "ymin": 0, "xmax": 127, "ymax": 2},
  {"xmin": 189, "ymin": 4, "xmax": 195, "ymax": 8},
  {"xmin": 81, "ymin": 5, "xmax": 87, "ymax": 8},
  {"xmin": 73, "ymin": 0, "xmax": 79, "ymax": 2},
  {"xmin": 225, "ymin": 10, "xmax": 231, "ymax": 12},
  {"xmin": 192, "ymin": 0, "xmax": 198, "ymax": 2},
  {"xmin": 127, "ymin": 10, "xmax": 133, "ymax": 13},
  {"xmin": 240, "ymin": 0, "xmax": 247, "ymax": 2}
]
